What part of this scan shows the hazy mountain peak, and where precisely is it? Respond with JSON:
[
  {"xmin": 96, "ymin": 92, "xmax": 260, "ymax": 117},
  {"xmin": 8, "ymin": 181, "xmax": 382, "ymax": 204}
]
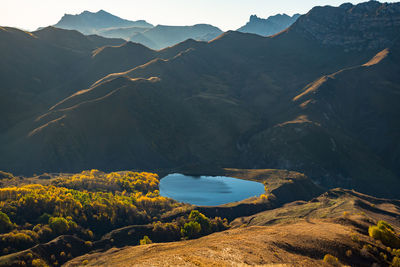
[
  {"xmin": 96, "ymin": 9, "xmax": 108, "ymax": 14},
  {"xmin": 54, "ymin": 9, "xmax": 153, "ymax": 35},
  {"xmin": 238, "ymin": 13, "xmax": 300, "ymax": 36}
]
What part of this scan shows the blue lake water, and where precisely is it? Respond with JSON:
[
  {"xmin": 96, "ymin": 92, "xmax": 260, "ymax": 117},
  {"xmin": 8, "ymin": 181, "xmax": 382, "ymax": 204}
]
[{"xmin": 159, "ymin": 173, "xmax": 265, "ymax": 206}]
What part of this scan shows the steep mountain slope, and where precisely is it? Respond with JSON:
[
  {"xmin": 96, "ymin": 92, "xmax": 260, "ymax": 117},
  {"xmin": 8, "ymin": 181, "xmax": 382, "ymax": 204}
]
[
  {"xmin": 1, "ymin": 1, "xmax": 400, "ymax": 198},
  {"xmin": 67, "ymin": 38, "xmax": 208, "ymax": 97},
  {"xmin": 53, "ymin": 10, "xmax": 153, "ymax": 35},
  {"xmin": 0, "ymin": 26, "xmax": 200, "ymax": 137},
  {"xmin": 244, "ymin": 38, "xmax": 400, "ymax": 197},
  {"xmin": 0, "ymin": 27, "xmax": 88, "ymax": 133},
  {"xmin": 129, "ymin": 24, "xmax": 223, "ymax": 50},
  {"xmin": 237, "ymin": 13, "xmax": 300, "ymax": 36}
]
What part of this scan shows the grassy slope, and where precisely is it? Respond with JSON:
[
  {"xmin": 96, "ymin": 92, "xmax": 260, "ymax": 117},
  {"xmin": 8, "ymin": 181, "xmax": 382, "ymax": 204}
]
[
  {"xmin": 0, "ymin": 168, "xmax": 323, "ymax": 266},
  {"xmin": 64, "ymin": 188, "xmax": 400, "ymax": 267}
]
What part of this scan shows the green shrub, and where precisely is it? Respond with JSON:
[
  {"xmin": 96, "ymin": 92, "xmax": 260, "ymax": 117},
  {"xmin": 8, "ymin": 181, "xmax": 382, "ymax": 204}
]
[
  {"xmin": 0, "ymin": 211, "xmax": 13, "ymax": 233},
  {"xmin": 181, "ymin": 221, "xmax": 201, "ymax": 239},
  {"xmin": 31, "ymin": 258, "xmax": 49, "ymax": 267},
  {"xmin": 188, "ymin": 210, "xmax": 211, "ymax": 235},
  {"xmin": 139, "ymin": 235, "xmax": 152, "ymax": 245},
  {"xmin": 323, "ymin": 254, "xmax": 341, "ymax": 266},
  {"xmin": 37, "ymin": 213, "xmax": 51, "ymax": 225},
  {"xmin": 368, "ymin": 221, "xmax": 400, "ymax": 249},
  {"xmin": 49, "ymin": 217, "xmax": 69, "ymax": 235},
  {"xmin": 152, "ymin": 221, "xmax": 181, "ymax": 242},
  {"xmin": 0, "ymin": 232, "xmax": 35, "ymax": 250}
]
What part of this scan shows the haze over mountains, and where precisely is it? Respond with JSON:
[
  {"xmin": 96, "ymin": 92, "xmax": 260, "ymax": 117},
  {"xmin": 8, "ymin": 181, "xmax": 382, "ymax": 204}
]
[
  {"xmin": 51, "ymin": 9, "xmax": 300, "ymax": 49},
  {"xmin": 54, "ymin": 10, "xmax": 153, "ymax": 35},
  {"xmin": 1, "ymin": 1, "xmax": 400, "ymax": 199},
  {"xmin": 2, "ymin": 1, "xmax": 400, "ymax": 266},
  {"xmin": 53, "ymin": 10, "xmax": 222, "ymax": 49},
  {"xmin": 237, "ymin": 13, "xmax": 301, "ymax": 36}
]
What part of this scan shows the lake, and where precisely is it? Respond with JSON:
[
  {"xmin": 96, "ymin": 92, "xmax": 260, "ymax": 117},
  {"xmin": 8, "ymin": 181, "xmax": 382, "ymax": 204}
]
[{"xmin": 159, "ymin": 173, "xmax": 265, "ymax": 206}]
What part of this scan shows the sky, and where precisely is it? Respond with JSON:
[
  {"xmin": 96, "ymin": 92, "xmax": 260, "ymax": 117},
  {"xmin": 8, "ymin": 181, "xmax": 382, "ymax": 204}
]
[{"xmin": 0, "ymin": 0, "xmax": 394, "ymax": 31}]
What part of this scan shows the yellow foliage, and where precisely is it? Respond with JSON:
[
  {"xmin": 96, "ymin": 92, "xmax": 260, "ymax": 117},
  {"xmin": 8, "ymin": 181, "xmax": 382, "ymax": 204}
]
[
  {"xmin": 31, "ymin": 258, "xmax": 49, "ymax": 267},
  {"xmin": 323, "ymin": 254, "xmax": 341, "ymax": 266}
]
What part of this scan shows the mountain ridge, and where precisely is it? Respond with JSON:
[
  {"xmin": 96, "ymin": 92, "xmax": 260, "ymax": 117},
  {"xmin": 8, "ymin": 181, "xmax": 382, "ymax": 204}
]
[
  {"xmin": 54, "ymin": 9, "xmax": 153, "ymax": 34},
  {"xmin": 1, "ymin": 1, "xmax": 400, "ymax": 199},
  {"xmin": 237, "ymin": 13, "xmax": 301, "ymax": 36}
]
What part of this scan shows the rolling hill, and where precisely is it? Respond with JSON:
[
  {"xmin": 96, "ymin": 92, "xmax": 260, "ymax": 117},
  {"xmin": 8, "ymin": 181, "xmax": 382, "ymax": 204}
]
[{"xmin": 65, "ymin": 188, "xmax": 400, "ymax": 266}]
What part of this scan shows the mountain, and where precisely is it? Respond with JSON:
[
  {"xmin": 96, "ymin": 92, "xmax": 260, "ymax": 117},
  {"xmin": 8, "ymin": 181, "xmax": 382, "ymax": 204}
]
[
  {"xmin": 292, "ymin": 1, "xmax": 400, "ymax": 51},
  {"xmin": 129, "ymin": 24, "xmax": 223, "ymax": 50},
  {"xmin": 32, "ymin": 26, "xmax": 125, "ymax": 52},
  {"xmin": 1, "ymin": 1, "xmax": 400, "ymax": 198},
  {"xmin": 51, "ymin": 10, "xmax": 222, "ymax": 49},
  {"xmin": 237, "ymin": 13, "xmax": 300, "ymax": 36},
  {"xmin": 0, "ymin": 26, "xmax": 199, "ymax": 135},
  {"xmin": 53, "ymin": 10, "xmax": 153, "ymax": 35},
  {"xmin": 96, "ymin": 26, "xmax": 152, "ymax": 40},
  {"xmin": 0, "ymin": 27, "xmax": 90, "ymax": 133}
]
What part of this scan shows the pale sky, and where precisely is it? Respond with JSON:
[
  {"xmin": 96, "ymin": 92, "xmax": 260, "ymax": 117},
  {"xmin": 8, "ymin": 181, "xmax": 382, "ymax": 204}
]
[{"xmin": 0, "ymin": 0, "xmax": 395, "ymax": 31}]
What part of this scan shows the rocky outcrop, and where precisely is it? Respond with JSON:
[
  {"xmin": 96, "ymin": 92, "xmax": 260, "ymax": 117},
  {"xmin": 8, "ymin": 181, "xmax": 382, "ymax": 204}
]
[{"xmin": 292, "ymin": 1, "xmax": 400, "ymax": 50}]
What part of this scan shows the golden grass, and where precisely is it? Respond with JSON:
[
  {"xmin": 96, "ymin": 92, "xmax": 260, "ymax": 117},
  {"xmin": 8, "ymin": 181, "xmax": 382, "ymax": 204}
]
[{"xmin": 363, "ymin": 49, "xmax": 389, "ymax": 67}]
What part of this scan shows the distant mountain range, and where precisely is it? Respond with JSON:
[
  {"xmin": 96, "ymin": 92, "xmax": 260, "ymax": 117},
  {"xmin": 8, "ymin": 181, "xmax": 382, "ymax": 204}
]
[
  {"xmin": 51, "ymin": 9, "xmax": 300, "ymax": 49},
  {"xmin": 2, "ymin": 1, "xmax": 400, "ymax": 199},
  {"xmin": 129, "ymin": 24, "xmax": 222, "ymax": 50},
  {"xmin": 237, "ymin": 14, "xmax": 301, "ymax": 36},
  {"xmin": 54, "ymin": 10, "xmax": 153, "ymax": 34},
  {"xmin": 52, "ymin": 10, "xmax": 222, "ymax": 49}
]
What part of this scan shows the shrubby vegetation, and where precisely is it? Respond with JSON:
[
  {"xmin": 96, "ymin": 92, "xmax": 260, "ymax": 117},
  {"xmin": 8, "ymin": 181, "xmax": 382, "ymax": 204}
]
[
  {"xmin": 0, "ymin": 170, "xmax": 185, "ymax": 256},
  {"xmin": 150, "ymin": 210, "xmax": 228, "ymax": 242},
  {"xmin": 369, "ymin": 221, "xmax": 400, "ymax": 249},
  {"xmin": 323, "ymin": 254, "xmax": 341, "ymax": 266},
  {"xmin": 139, "ymin": 235, "xmax": 152, "ymax": 245},
  {"xmin": 51, "ymin": 170, "xmax": 159, "ymax": 193},
  {"xmin": 0, "ymin": 211, "xmax": 13, "ymax": 233},
  {"xmin": 368, "ymin": 220, "xmax": 400, "ymax": 266},
  {"xmin": 0, "ymin": 170, "xmax": 229, "ymax": 261}
]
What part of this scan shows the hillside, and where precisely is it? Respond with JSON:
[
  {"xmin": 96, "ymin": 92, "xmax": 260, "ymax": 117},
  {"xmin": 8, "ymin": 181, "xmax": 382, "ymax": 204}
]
[
  {"xmin": 65, "ymin": 188, "xmax": 400, "ymax": 266},
  {"xmin": 0, "ymin": 26, "xmax": 202, "ymax": 135},
  {"xmin": 53, "ymin": 10, "xmax": 153, "ymax": 35},
  {"xmin": 33, "ymin": 26, "xmax": 124, "ymax": 52},
  {"xmin": 0, "ymin": 27, "xmax": 90, "ymax": 133},
  {"xmin": 237, "ymin": 13, "xmax": 300, "ymax": 36},
  {"xmin": 0, "ymin": 168, "xmax": 324, "ymax": 266},
  {"xmin": 1, "ymin": 1, "xmax": 400, "ymax": 199}
]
